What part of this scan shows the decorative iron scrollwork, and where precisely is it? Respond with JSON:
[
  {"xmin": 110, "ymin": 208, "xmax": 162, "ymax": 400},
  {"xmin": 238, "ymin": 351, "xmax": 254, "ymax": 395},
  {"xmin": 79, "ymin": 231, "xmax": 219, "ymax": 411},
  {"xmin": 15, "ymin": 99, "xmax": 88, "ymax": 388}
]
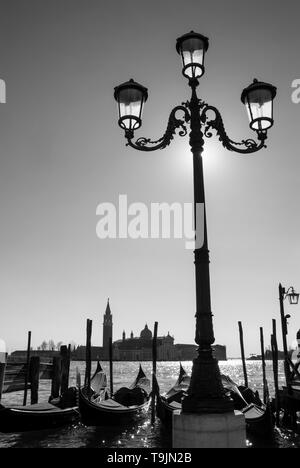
[
  {"xmin": 125, "ymin": 100, "xmax": 267, "ymax": 155},
  {"xmin": 201, "ymin": 104, "xmax": 267, "ymax": 154},
  {"xmin": 126, "ymin": 106, "xmax": 190, "ymax": 152}
]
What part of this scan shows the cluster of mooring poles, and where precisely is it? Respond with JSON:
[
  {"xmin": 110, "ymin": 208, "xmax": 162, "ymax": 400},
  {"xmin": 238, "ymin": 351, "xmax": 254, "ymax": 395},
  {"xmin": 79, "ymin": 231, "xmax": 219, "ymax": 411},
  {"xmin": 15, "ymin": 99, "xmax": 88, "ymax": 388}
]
[
  {"xmin": 238, "ymin": 283, "xmax": 300, "ymax": 435},
  {"xmin": 0, "ymin": 331, "xmax": 71, "ymax": 406}
]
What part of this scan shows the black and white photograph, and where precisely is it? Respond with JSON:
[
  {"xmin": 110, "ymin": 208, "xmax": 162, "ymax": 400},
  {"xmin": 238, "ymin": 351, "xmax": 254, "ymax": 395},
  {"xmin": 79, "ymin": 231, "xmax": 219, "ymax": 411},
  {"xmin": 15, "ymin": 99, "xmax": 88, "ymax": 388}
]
[{"xmin": 0, "ymin": 0, "xmax": 300, "ymax": 453}]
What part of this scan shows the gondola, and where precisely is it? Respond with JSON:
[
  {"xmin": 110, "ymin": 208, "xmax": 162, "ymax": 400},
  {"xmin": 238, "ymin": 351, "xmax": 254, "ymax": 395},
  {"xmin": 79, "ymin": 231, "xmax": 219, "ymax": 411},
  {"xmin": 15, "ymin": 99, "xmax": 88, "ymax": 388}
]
[
  {"xmin": 155, "ymin": 364, "xmax": 190, "ymax": 427},
  {"xmin": 79, "ymin": 364, "xmax": 150, "ymax": 425},
  {"xmin": 155, "ymin": 366, "xmax": 273, "ymax": 439},
  {"xmin": 0, "ymin": 391, "xmax": 79, "ymax": 433},
  {"xmin": 221, "ymin": 374, "xmax": 274, "ymax": 438}
]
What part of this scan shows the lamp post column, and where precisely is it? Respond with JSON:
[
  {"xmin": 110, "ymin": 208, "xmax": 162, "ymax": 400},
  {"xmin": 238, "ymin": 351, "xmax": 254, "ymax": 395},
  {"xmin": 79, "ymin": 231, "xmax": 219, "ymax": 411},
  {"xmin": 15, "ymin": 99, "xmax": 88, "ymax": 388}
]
[
  {"xmin": 279, "ymin": 283, "xmax": 291, "ymax": 388},
  {"xmin": 182, "ymin": 83, "xmax": 233, "ymax": 413}
]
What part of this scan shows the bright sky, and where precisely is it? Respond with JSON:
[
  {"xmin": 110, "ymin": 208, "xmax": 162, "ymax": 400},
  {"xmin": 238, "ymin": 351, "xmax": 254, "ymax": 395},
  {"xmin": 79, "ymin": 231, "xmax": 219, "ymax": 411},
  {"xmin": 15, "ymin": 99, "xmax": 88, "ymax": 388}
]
[{"xmin": 0, "ymin": 0, "xmax": 299, "ymax": 357}]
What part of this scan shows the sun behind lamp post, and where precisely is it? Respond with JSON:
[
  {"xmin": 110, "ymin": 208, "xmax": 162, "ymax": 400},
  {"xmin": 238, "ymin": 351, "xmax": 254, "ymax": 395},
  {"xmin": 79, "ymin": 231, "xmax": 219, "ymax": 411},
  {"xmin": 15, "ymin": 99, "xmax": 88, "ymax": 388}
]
[{"xmin": 114, "ymin": 31, "xmax": 276, "ymax": 447}]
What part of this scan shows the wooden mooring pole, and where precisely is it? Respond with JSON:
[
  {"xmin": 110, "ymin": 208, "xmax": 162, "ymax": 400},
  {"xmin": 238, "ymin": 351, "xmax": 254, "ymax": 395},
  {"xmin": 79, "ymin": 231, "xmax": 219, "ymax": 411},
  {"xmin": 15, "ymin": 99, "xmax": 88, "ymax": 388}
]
[
  {"xmin": 260, "ymin": 327, "xmax": 268, "ymax": 404},
  {"xmin": 109, "ymin": 337, "xmax": 113, "ymax": 397},
  {"xmin": 0, "ymin": 351, "xmax": 7, "ymax": 403},
  {"xmin": 271, "ymin": 319, "xmax": 280, "ymax": 426},
  {"xmin": 51, "ymin": 356, "xmax": 62, "ymax": 399},
  {"xmin": 23, "ymin": 331, "xmax": 32, "ymax": 406},
  {"xmin": 85, "ymin": 319, "xmax": 92, "ymax": 392},
  {"xmin": 238, "ymin": 321, "xmax": 248, "ymax": 388},
  {"xmin": 60, "ymin": 345, "xmax": 71, "ymax": 395},
  {"xmin": 29, "ymin": 356, "xmax": 40, "ymax": 405},
  {"xmin": 151, "ymin": 322, "xmax": 158, "ymax": 425}
]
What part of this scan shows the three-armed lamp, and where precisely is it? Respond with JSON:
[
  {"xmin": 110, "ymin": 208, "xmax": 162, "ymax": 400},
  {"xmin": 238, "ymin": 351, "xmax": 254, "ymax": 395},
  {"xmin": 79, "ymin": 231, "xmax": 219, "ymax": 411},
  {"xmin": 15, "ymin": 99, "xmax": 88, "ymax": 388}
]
[
  {"xmin": 114, "ymin": 31, "xmax": 277, "ymax": 415},
  {"xmin": 114, "ymin": 32, "xmax": 276, "ymax": 146}
]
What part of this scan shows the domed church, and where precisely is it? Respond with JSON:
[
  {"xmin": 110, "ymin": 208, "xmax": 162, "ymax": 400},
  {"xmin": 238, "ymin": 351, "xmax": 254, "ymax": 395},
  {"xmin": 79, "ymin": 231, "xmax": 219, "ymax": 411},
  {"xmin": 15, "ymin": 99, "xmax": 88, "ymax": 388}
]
[
  {"xmin": 71, "ymin": 299, "xmax": 227, "ymax": 362},
  {"xmin": 140, "ymin": 324, "xmax": 152, "ymax": 341},
  {"xmin": 113, "ymin": 324, "xmax": 176, "ymax": 361}
]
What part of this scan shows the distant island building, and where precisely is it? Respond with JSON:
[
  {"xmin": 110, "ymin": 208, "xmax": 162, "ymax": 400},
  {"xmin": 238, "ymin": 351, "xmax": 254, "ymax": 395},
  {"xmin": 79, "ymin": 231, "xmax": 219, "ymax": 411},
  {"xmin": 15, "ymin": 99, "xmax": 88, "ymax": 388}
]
[
  {"xmin": 9, "ymin": 299, "xmax": 227, "ymax": 361},
  {"xmin": 71, "ymin": 299, "xmax": 227, "ymax": 361},
  {"xmin": 113, "ymin": 325, "xmax": 177, "ymax": 361},
  {"xmin": 102, "ymin": 299, "xmax": 113, "ymax": 350}
]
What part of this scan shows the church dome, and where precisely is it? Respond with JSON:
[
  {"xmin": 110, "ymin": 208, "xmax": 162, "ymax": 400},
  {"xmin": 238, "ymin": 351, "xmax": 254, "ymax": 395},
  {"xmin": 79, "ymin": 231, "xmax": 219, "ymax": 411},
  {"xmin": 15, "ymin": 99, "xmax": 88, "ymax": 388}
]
[{"xmin": 140, "ymin": 324, "xmax": 152, "ymax": 340}]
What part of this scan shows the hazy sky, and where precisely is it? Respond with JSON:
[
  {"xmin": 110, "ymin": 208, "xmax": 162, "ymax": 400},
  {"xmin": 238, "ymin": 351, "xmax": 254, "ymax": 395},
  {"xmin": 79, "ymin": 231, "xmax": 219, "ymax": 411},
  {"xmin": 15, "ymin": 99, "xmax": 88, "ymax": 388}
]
[{"xmin": 0, "ymin": 0, "xmax": 300, "ymax": 356}]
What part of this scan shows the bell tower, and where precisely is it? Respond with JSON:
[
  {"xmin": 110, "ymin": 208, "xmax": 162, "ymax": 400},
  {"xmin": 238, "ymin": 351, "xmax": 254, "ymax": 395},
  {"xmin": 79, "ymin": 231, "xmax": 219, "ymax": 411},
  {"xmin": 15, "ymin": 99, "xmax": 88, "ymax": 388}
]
[{"xmin": 103, "ymin": 298, "xmax": 113, "ymax": 351}]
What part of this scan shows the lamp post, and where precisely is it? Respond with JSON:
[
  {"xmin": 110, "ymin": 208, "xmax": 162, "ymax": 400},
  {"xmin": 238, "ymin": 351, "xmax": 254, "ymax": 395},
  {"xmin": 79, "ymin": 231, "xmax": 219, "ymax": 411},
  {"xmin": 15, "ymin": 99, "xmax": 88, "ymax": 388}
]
[
  {"xmin": 278, "ymin": 283, "xmax": 299, "ymax": 388},
  {"xmin": 114, "ymin": 31, "xmax": 277, "ymax": 414}
]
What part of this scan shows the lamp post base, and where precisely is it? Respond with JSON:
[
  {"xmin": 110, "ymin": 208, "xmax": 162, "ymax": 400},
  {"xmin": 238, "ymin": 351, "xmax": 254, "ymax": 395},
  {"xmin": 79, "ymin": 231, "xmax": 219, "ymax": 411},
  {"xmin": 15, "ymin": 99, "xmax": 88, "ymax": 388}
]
[
  {"xmin": 182, "ymin": 352, "xmax": 234, "ymax": 414},
  {"xmin": 173, "ymin": 410, "xmax": 246, "ymax": 448}
]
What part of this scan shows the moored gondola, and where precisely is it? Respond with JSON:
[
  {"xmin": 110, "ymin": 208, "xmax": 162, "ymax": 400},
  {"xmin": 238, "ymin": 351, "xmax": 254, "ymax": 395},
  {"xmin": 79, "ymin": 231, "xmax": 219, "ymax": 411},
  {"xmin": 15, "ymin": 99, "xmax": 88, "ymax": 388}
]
[
  {"xmin": 79, "ymin": 364, "xmax": 150, "ymax": 425},
  {"xmin": 156, "ymin": 364, "xmax": 190, "ymax": 427},
  {"xmin": 0, "ymin": 394, "xmax": 79, "ymax": 433},
  {"xmin": 221, "ymin": 374, "xmax": 274, "ymax": 438},
  {"xmin": 155, "ymin": 366, "xmax": 273, "ymax": 438}
]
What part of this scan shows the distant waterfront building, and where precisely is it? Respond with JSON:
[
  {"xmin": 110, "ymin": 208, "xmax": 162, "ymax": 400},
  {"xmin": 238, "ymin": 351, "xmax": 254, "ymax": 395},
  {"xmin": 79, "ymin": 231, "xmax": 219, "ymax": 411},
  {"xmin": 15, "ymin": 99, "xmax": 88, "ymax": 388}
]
[
  {"xmin": 10, "ymin": 300, "xmax": 228, "ymax": 362},
  {"xmin": 112, "ymin": 328, "xmax": 227, "ymax": 361},
  {"xmin": 71, "ymin": 320, "xmax": 227, "ymax": 361},
  {"xmin": 174, "ymin": 343, "xmax": 227, "ymax": 361},
  {"xmin": 103, "ymin": 299, "xmax": 113, "ymax": 356},
  {"xmin": 113, "ymin": 325, "xmax": 177, "ymax": 361},
  {"xmin": 9, "ymin": 350, "xmax": 59, "ymax": 361}
]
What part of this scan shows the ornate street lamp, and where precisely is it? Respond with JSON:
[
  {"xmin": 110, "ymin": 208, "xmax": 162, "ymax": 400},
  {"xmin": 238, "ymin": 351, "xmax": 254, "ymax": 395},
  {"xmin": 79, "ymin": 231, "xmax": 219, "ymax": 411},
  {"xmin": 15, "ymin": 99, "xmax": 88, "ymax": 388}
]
[
  {"xmin": 114, "ymin": 33, "xmax": 277, "ymax": 414},
  {"xmin": 241, "ymin": 79, "xmax": 277, "ymax": 132},
  {"xmin": 114, "ymin": 79, "xmax": 148, "ymax": 136},
  {"xmin": 286, "ymin": 287, "xmax": 300, "ymax": 305},
  {"xmin": 176, "ymin": 31, "xmax": 209, "ymax": 80},
  {"xmin": 279, "ymin": 284, "xmax": 299, "ymax": 388}
]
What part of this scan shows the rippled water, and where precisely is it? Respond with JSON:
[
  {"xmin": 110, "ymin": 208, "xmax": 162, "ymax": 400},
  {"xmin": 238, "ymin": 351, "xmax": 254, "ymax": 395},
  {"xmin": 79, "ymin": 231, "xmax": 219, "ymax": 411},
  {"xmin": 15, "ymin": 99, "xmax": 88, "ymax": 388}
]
[{"xmin": 0, "ymin": 360, "xmax": 299, "ymax": 448}]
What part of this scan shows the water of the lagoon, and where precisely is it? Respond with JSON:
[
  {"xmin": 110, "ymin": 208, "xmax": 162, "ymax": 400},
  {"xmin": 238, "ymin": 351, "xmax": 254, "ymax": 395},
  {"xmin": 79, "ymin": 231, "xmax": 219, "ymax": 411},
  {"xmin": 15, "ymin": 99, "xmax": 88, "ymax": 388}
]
[{"xmin": 0, "ymin": 360, "xmax": 299, "ymax": 448}]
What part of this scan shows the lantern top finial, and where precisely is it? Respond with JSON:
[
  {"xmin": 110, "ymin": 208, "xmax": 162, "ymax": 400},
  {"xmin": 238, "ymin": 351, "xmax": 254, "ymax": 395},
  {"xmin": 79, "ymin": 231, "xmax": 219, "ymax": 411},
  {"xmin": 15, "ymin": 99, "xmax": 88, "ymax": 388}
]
[
  {"xmin": 114, "ymin": 79, "xmax": 148, "ymax": 103},
  {"xmin": 176, "ymin": 31, "xmax": 209, "ymax": 54},
  {"xmin": 241, "ymin": 79, "xmax": 277, "ymax": 104}
]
